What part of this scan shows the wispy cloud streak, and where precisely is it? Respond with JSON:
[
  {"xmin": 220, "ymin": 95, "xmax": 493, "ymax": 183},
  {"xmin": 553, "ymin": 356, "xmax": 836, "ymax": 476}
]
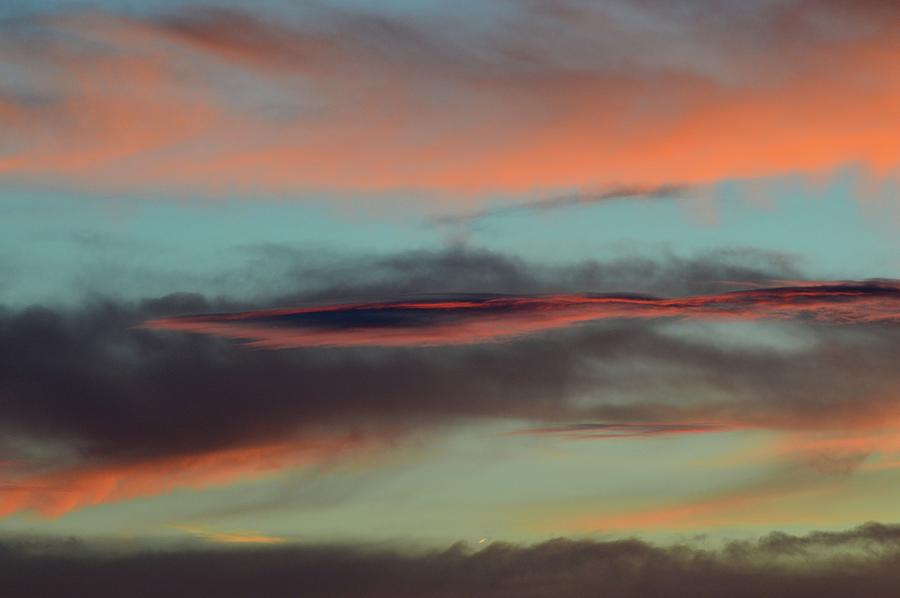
[
  {"xmin": 430, "ymin": 185, "xmax": 687, "ymax": 227},
  {"xmin": 512, "ymin": 422, "xmax": 728, "ymax": 439},
  {"xmin": 170, "ymin": 524, "xmax": 286, "ymax": 545},
  {"xmin": 0, "ymin": 437, "xmax": 378, "ymax": 517},
  {"xmin": 145, "ymin": 281, "xmax": 900, "ymax": 348}
]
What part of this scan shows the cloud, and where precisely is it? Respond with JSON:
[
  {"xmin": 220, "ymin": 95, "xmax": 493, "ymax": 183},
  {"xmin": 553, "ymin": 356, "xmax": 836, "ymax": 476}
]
[
  {"xmin": 3, "ymin": 523, "xmax": 900, "ymax": 597},
  {"xmin": 567, "ymin": 465, "xmax": 842, "ymax": 533},
  {"xmin": 561, "ymin": 422, "xmax": 900, "ymax": 533},
  {"xmin": 169, "ymin": 524, "xmax": 286, "ymax": 545},
  {"xmin": 259, "ymin": 246, "xmax": 804, "ymax": 302},
  {"xmin": 0, "ymin": 1, "xmax": 897, "ymax": 197},
  {"xmin": 512, "ymin": 422, "xmax": 729, "ymax": 439},
  {"xmin": 144, "ymin": 281, "xmax": 900, "ymax": 348},
  {"xmin": 429, "ymin": 185, "xmax": 687, "ymax": 228},
  {"xmin": 0, "ymin": 438, "xmax": 377, "ymax": 518},
  {"xmin": 1, "ymin": 250, "xmax": 899, "ymax": 515}
]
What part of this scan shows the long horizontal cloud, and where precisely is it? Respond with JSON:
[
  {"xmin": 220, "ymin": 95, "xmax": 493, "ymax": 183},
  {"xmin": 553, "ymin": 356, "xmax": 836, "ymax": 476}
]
[
  {"xmin": 3, "ymin": 523, "xmax": 900, "ymax": 597},
  {"xmin": 0, "ymin": 437, "xmax": 377, "ymax": 518},
  {"xmin": 144, "ymin": 281, "xmax": 900, "ymax": 348},
  {"xmin": 512, "ymin": 422, "xmax": 729, "ymax": 439},
  {"xmin": 170, "ymin": 524, "xmax": 286, "ymax": 545},
  {"xmin": 430, "ymin": 185, "xmax": 687, "ymax": 228},
  {"xmin": 2, "ymin": 250, "xmax": 899, "ymax": 515},
  {"xmin": 0, "ymin": 0, "xmax": 897, "ymax": 197},
  {"xmin": 568, "ymin": 463, "xmax": 843, "ymax": 533}
]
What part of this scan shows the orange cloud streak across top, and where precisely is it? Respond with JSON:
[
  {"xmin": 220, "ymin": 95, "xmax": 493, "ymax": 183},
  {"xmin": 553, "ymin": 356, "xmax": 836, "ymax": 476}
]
[{"xmin": 0, "ymin": 6, "xmax": 897, "ymax": 197}]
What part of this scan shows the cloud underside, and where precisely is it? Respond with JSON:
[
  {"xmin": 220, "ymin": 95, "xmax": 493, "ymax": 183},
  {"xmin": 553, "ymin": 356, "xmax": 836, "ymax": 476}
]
[
  {"xmin": 1, "ymin": 250, "xmax": 899, "ymax": 515},
  {"xmin": 0, "ymin": 0, "xmax": 897, "ymax": 195},
  {"xmin": 145, "ymin": 281, "xmax": 900, "ymax": 348},
  {"xmin": 4, "ymin": 523, "xmax": 900, "ymax": 597}
]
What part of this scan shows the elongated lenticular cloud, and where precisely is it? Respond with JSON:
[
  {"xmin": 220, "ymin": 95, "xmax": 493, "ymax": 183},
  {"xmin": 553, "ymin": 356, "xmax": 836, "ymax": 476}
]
[{"xmin": 144, "ymin": 281, "xmax": 900, "ymax": 348}]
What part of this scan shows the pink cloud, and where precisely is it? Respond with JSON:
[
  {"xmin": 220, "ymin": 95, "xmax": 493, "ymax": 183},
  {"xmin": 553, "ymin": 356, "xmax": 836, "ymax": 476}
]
[{"xmin": 143, "ymin": 282, "xmax": 900, "ymax": 348}]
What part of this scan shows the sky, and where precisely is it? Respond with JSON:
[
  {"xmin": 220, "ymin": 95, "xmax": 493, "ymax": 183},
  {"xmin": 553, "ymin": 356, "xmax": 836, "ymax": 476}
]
[{"xmin": 0, "ymin": 1, "xmax": 899, "ymax": 596}]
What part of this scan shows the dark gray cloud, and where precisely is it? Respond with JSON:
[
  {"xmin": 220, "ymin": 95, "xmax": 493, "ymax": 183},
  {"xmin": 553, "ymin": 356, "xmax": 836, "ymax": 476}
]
[
  {"xmin": 3, "ymin": 522, "xmax": 900, "ymax": 597},
  {"xmin": 429, "ymin": 185, "xmax": 687, "ymax": 229},
  {"xmin": 0, "ymin": 248, "xmax": 898, "ymax": 510},
  {"xmin": 255, "ymin": 246, "xmax": 805, "ymax": 303},
  {"xmin": 513, "ymin": 422, "xmax": 726, "ymax": 438}
]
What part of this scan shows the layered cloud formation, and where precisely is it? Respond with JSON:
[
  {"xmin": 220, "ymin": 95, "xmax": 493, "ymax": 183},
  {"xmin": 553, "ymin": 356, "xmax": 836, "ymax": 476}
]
[
  {"xmin": 4, "ymin": 523, "xmax": 900, "ymax": 597},
  {"xmin": 2, "ymin": 250, "xmax": 900, "ymax": 516},
  {"xmin": 1, "ymin": 3, "xmax": 898, "ymax": 594}
]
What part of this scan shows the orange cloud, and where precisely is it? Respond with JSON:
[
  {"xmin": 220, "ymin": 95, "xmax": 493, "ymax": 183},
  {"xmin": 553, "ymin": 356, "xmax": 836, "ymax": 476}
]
[
  {"xmin": 0, "ymin": 435, "xmax": 376, "ymax": 518},
  {"xmin": 170, "ymin": 524, "xmax": 286, "ymax": 545},
  {"xmin": 772, "ymin": 419, "xmax": 900, "ymax": 473},
  {"xmin": 566, "ymin": 414, "xmax": 900, "ymax": 533},
  {"xmin": 564, "ymin": 443, "xmax": 862, "ymax": 533},
  {"xmin": 567, "ymin": 478, "xmax": 837, "ymax": 533},
  {"xmin": 0, "ymin": 8, "xmax": 897, "ymax": 198}
]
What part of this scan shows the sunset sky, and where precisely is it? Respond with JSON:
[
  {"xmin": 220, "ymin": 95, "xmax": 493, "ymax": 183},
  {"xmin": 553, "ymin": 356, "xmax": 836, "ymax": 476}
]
[{"xmin": 1, "ymin": 1, "xmax": 899, "ymax": 596}]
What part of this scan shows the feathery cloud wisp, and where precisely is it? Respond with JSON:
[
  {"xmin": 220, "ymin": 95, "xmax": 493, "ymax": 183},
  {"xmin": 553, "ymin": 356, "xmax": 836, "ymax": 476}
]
[{"xmin": 145, "ymin": 282, "xmax": 900, "ymax": 348}]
